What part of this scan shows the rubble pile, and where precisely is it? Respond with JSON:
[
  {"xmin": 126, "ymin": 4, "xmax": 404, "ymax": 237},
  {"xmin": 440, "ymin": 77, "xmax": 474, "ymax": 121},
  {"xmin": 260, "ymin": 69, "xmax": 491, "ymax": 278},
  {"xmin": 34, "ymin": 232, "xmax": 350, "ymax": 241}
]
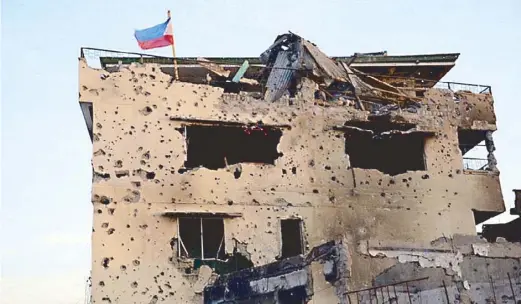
[{"xmin": 197, "ymin": 32, "xmax": 422, "ymax": 114}]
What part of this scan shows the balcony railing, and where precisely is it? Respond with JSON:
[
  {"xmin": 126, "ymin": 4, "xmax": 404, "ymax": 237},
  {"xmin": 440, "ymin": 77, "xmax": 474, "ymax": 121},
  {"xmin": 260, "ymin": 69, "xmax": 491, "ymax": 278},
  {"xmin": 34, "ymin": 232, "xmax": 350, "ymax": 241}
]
[
  {"xmin": 463, "ymin": 157, "xmax": 489, "ymax": 171},
  {"xmin": 80, "ymin": 47, "xmax": 492, "ymax": 95},
  {"xmin": 435, "ymin": 81, "xmax": 492, "ymax": 94}
]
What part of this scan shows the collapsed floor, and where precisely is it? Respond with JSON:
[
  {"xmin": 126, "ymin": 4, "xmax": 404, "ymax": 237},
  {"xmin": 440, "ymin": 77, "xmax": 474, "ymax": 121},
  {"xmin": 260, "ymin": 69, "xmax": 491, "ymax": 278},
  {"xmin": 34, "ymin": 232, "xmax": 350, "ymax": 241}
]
[{"xmin": 203, "ymin": 237, "xmax": 521, "ymax": 304}]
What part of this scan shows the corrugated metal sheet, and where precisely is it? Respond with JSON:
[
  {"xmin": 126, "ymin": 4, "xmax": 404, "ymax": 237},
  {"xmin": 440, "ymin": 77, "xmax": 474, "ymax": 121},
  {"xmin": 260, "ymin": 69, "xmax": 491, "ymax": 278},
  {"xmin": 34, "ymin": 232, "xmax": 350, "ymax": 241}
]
[{"xmin": 264, "ymin": 50, "xmax": 299, "ymax": 102}]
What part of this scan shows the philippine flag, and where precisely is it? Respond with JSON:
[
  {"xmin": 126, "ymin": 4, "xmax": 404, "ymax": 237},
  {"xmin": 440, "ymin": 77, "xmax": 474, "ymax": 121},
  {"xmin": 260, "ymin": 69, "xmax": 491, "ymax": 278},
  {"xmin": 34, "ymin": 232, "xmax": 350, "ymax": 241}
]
[{"xmin": 134, "ymin": 18, "xmax": 174, "ymax": 50}]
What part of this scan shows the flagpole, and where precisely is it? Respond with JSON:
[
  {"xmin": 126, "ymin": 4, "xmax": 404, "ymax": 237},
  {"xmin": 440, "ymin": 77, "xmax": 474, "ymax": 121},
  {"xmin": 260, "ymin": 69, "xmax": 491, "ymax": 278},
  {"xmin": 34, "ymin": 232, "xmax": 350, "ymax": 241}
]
[{"xmin": 167, "ymin": 10, "xmax": 179, "ymax": 81}]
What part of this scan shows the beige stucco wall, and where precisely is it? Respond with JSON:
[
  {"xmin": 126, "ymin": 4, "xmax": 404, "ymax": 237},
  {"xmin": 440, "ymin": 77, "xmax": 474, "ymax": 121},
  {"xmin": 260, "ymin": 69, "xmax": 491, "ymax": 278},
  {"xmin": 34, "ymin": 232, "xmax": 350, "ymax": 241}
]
[{"xmin": 79, "ymin": 59, "xmax": 504, "ymax": 303}]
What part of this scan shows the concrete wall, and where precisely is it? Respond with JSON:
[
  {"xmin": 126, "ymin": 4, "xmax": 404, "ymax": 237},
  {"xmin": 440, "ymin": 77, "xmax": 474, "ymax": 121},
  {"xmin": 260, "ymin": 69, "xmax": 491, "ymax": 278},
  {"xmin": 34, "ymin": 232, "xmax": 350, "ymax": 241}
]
[{"xmin": 79, "ymin": 59, "xmax": 506, "ymax": 303}]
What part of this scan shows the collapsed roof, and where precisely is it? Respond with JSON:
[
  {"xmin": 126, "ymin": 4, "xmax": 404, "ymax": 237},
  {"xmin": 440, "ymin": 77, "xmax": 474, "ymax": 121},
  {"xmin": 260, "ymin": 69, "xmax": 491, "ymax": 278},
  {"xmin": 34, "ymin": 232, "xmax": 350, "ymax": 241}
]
[{"xmin": 96, "ymin": 32, "xmax": 460, "ymax": 109}]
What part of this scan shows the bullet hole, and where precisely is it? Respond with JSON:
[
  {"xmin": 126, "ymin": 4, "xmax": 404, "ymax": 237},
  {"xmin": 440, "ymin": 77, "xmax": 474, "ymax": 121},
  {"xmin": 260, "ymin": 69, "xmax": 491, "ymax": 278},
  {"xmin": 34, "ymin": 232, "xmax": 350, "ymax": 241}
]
[
  {"xmin": 448, "ymin": 174, "xmax": 453, "ymax": 178},
  {"xmin": 282, "ymin": 169, "xmax": 287, "ymax": 175},
  {"xmin": 108, "ymin": 208, "xmax": 115, "ymax": 215},
  {"xmin": 312, "ymin": 189, "xmax": 319, "ymax": 194},
  {"xmin": 233, "ymin": 167, "xmax": 242, "ymax": 179},
  {"xmin": 324, "ymin": 165, "xmax": 331, "ymax": 170},
  {"xmin": 142, "ymin": 151, "xmax": 151, "ymax": 159},
  {"xmin": 123, "ymin": 190, "xmax": 141, "ymax": 203},
  {"xmin": 102, "ymin": 297, "xmax": 112, "ymax": 303},
  {"xmin": 134, "ymin": 169, "xmax": 156, "ymax": 180},
  {"xmin": 158, "ymin": 164, "xmax": 164, "ymax": 169},
  {"xmin": 97, "ymin": 209, "xmax": 103, "ymax": 214},
  {"xmin": 308, "ymin": 159, "xmax": 315, "ymax": 167},
  {"xmin": 94, "ymin": 149, "xmax": 106, "ymax": 156},
  {"xmin": 149, "ymin": 295, "xmax": 158, "ymax": 304},
  {"xmin": 421, "ymin": 174, "xmax": 430, "ymax": 179},
  {"xmin": 177, "ymin": 168, "xmax": 188, "ymax": 174},
  {"xmin": 115, "ymin": 170, "xmax": 129, "ymax": 178},
  {"xmin": 102, "ymin": 223, "xmax": 109, "ymax": 228},
  {"xmin": 380, "ymin": 193, "xmax": 386, "ymax": 197},
  {"xmin": 93, "ymin": 171, "xmax": 111, "ymax": 182},
  {"xmin": 102, "ymin": 258, "xmax": 110, "ymax": 268},
  {"xmin": 114, "ymin": 160, "xmax": 123, "ymax": 168},
  {"xmin": 133, "ymin": 259, "xmax": 141, "ymax": 266},
  {"xmin": 121, "ymin": 265, "xmax": 127, "ymax": 271},
  {"xmin": 291, "ymin": 167, "xmax": 297, "ymax": 174},
  {"xmin": 99, "ymin": 281, "xmax": 105, "ymax": 287},
  {"xmin": 456, "ymin": 169, "xmax": 461, "ymax": 174},
  {"xmin": 331, "ymin": 176, "xmax": 336, "ymax": 181},
  {"xmin": 131, "ymin": 281, "xmax": 138, "ymax": 288},
  {"xmin": 227, "ymin": 200, "xmax": 234, "ymax": 206},
  {"xmin": 131, "ymin": 182, "xmax": 141, "ymax": 188},
  {"xmin": 107, "ymin": 228, "xmax": 115, "ymax": 235},
  {"xmin": 98, "ymin": 196, "xmax": 111, "ymax": 205},
  {"xmin": 96, "ymin": 122, "xmax": 103, "ymax": 129},
  {"xmin": 389, "ymin": 179, "xmax": 395, "ymax": 184},
  {"xmin": 126, "ymin": 224, "xmax": 131, "ymax": 228}
]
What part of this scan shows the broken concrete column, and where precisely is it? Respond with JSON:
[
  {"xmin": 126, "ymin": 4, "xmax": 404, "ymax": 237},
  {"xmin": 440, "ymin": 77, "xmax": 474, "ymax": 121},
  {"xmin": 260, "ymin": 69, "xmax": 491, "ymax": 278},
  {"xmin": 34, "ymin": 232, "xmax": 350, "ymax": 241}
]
[{"xmin": 484, "ymin": 131, "xmax": 498, "ymax": 171}]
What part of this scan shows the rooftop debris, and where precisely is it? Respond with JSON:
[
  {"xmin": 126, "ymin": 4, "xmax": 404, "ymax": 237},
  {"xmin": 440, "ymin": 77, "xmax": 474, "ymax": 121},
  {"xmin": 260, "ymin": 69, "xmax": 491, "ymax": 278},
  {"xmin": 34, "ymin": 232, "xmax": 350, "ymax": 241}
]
[{"xmin": 196, "ymin": 32, "xmax": 422, "ymax": 111}]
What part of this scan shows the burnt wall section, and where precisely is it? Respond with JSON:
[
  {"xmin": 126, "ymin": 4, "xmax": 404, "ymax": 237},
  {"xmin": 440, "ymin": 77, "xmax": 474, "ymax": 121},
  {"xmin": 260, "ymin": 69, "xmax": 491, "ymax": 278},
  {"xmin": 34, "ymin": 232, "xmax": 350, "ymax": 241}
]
[{"xmin": 79, "ymin": 59, "xmax": 504, "ymax": 304}]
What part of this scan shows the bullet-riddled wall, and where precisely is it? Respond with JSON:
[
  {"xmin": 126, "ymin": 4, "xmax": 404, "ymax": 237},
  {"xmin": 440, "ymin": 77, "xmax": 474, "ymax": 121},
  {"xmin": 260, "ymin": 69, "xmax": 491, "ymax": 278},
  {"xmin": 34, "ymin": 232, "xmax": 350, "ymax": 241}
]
[{"xmin": 79, "ymin": 59, "xmax": 504, "ymax": 303}]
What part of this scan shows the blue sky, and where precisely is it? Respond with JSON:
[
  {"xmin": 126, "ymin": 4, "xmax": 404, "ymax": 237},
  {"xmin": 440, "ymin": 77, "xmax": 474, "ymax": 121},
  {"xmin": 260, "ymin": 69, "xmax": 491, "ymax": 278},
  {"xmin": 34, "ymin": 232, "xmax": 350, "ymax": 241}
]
[{"xmin": 1, "ymin": 0, "xmax": 520, "ymax": 303}]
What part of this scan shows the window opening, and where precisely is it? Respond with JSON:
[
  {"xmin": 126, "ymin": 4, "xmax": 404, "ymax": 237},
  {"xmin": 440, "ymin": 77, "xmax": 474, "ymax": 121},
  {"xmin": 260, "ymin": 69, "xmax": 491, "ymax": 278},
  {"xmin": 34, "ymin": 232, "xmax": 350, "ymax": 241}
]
[
  {"xmin": 178, "ymin": 217, "xmax": 225, "ymax": 260},
  {"xmin": 344, "ymin": 128, "xmax": 426, "ymax": 176},
  {"xmin": 281, "ymin": 219, "xmax": 303, "ymax": 258},
  {"xmin": 458, "ymin": 130, "xmax": 495, "ymax": 171},
  {"xmin": 179, "ymin": 125, "xmax": 283, "ymax": 170}
]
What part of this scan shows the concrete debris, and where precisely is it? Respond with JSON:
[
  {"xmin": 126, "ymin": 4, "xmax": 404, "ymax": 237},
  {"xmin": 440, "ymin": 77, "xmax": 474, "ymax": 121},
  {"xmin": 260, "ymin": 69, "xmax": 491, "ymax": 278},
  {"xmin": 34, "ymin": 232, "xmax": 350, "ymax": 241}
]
[
  {"xmin": 260, "ymin": 33, "xmax": 419, "ymax": 107},
  {"xmin": 197, "ymin": 58, "xmax": 231, "ymax": 78},
  {"xmin": 204, "ymin": 240, "xmax": 347, "ymax": 304},
  {"xmin": 194, "ymin": 32, "xmax": 419, "ymax": 111}
]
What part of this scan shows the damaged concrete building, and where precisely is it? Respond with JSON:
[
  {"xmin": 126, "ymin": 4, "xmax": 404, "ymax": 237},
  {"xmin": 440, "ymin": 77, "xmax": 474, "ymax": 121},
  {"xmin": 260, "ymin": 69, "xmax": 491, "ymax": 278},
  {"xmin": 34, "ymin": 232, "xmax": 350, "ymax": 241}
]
[{"xmin": 79, "ymin": 33, "xmax": 520, "ymax": 303}]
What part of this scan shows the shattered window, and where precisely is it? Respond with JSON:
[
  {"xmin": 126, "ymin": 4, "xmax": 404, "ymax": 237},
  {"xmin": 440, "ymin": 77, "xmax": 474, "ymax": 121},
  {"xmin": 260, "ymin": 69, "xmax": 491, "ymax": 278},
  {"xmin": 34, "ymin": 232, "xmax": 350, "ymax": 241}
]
[
  {"xmin": 178, "ymin": 217, "xmax": 225, "ymax": 260},
  {"xmin": 344, "ymin": 129, "xmax": 427, "ymax": 176},
  {"xmin": 179, "ymin": 125, "xmax": 283, "ymax": 170},
  {"xmin": 281, "ymin": 219, "xmax": 303, "ymax": 258}
]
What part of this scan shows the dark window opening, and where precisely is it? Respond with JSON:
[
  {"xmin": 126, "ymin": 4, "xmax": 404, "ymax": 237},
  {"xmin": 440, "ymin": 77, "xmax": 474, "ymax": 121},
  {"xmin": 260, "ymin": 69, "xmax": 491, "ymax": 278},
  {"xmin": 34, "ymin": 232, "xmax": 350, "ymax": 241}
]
[
  {"xmin": 278, "ymin": 286, "xmax": 307, "ymax": 304},
  {"xmin": 281, "ymin": 219, "xmax": 303, "ymax": 258},
  {"xmin": 178, "ymin": 217, "xmax": 225, "ymax": 260},
  {"xmin": 344, "ymin": 130, "xmax": 426, "ymax": 176},
  {"xmin": 180, "ymin": 125, "xmax": 282, "ymax": 170},
  {"xmin": 458, "ymin": 130, "xmax": 489, "ymax": 171}
]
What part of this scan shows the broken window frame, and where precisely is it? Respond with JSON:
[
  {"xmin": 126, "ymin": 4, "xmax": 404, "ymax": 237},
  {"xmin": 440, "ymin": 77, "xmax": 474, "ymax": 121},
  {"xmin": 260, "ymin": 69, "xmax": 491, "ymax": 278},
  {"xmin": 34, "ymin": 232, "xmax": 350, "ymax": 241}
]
[
  {"xmin": 175, "ymin": 121, "xmax": 285, "ymax": 171},
  {"xmin": 177, "ymin": 216, "xmax": 226, "ymax": 261},
  {"xmin": 280, "ymin": 218, "xmax": 305, "ymax": 258},
  {"xmin": 339, "ymin": 125, "xmax": 430, "ymax": 176}
]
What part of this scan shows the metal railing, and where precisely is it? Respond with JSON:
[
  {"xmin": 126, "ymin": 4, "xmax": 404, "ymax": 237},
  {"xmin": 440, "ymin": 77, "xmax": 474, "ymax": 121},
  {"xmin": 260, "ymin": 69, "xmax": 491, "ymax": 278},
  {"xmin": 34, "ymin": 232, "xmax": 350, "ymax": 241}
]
[
  {"xmin": 435, "ymin": 81, "xmax": 492, "ymax": 94},
  {"xmin": 463, "ymin": 157, "xmax": 489, "ymax": 171},
  {"xmin": 345, "ymin": 274, "xmax": 519, "ymax": 304},
  {"xmin": 345, "ymin": 277, "xmax": 429, "ymax": 303},
  {"xmin": 80, "ymin": 47, "xmax": 493, "ymax": 95}
]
